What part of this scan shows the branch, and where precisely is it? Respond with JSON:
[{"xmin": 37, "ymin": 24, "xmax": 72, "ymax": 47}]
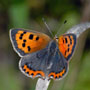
[
  {"xmin": 66, "ymin": 22, "xmax": 90, "ymax": 38},
  {"xmin": 36, "ymin": 78, "xmax": 51, "ymax": 90},
  {"xmin": 35, "ymin": 22, "xmax": 90, "ymax": 90}
]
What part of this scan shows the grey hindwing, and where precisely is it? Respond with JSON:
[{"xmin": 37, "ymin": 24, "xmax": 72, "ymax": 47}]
[
  {"xmin": 19, "ymin": 40, "xmax": 68, "ymax": 79},
  {"xmin": 19, "ymin": 47, "xmax": 49, "ymax": 73}
]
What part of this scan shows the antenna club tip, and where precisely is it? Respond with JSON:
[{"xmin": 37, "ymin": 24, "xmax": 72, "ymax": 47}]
[{"xmin": 64, "ymin": 20, "xmax": 67, "ymax": 24}]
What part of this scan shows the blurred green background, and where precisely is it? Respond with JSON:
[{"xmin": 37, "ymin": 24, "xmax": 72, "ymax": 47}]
[{"xmin": 0, "ymin": 0, "xmax": 90, "ymax": 90}]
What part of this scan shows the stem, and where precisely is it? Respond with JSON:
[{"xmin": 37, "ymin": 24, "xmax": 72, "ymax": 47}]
[
  {"xmin": 66, "ymin": 23, "xmax": 90, "ymax": 38},
  {"xmin": 36, "ymin": 78, "xmax": 51, "ymax": 90}
]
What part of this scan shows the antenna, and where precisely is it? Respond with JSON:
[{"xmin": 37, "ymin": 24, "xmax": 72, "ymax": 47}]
[
  {"xmin": 42, "ymin": 18, "xmax": 54, "ymax": 37},
  {"xmin": 56, "ymin": 20, "xmax": 67, "ymax": 37}
]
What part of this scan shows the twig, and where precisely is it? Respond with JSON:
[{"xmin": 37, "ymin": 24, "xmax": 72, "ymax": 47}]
[
  {"xmin": 35, "ymin": 22, "xmax": 90, "ymax": 90},
  {"xmin": 66, "ymin": 22, "xmax": 90, "ymax": 37},
  {"xmin": 36, "ymin": 78, "xmax": 51, "ymax": 90}
]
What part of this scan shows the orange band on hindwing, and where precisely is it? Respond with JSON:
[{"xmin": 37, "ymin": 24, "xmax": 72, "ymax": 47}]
[
  {"xmin": 22, "ymin": 64, "xmax": 45, "ymax": 78},
  {"xmin": 48, "ymin": 68, "xmax": 66, "ymax": 80}
]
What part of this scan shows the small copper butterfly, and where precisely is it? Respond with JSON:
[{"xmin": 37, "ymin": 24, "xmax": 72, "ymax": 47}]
[{"xmin": 9, "ymin": 28, "xmax": 76, "ymax": 80}]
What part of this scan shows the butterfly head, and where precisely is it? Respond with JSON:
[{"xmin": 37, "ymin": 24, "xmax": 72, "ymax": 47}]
[{"xmin": 54, "ymin": 35, "xmax": 59, "ymax": 42}]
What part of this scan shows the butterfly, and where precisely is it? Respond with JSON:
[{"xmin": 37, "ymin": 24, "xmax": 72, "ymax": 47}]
[{"xmin": 9, "ymin": 28, "xmax": 76, "ymax": 80}]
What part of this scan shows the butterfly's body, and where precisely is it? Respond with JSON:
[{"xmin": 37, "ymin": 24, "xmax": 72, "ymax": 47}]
[{"xmin": 10, "ymin": 29, "xmax": 76, "ymax": 80}]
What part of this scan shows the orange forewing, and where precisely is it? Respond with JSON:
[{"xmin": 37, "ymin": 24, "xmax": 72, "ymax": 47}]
[
  {"xmin": 15, "ymin": 30, "xmax": 51, "ymax": 54},
  {"xmin": 58, "ymin": 34, "xmax": 76, "ymax": 60}
]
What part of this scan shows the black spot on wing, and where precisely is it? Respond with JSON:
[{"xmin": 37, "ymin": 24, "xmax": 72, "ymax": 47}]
[
  {"xmin": 27, "ymin": 72, "xmax": 29, "ymax": 74},
  {"xmin": 23, "ymin": 69, "xmax": 26, "ymax": 71},
  {"xmin": 65, "ymin": 38, "xmax": 67, "ymax": 43},
  {"xmin": 23, "ymin": 31, "xmax": 26, "ymax": 34},
  {"xmin": 36, "ymin": 37, "xmax": 39, "ymax": 40},
  {"xmin": 67, "ymin": 48, "xmax": 69, "ymax": 52},
  {"xmin": 66, "ymin": 34, "xmax": 76, "ymax": 61},
  {"xmin": 21, "ymin": 34, "xmax": 24, "ymax": 36},
  {"xmin": 69, "ymin": 36, "xmax": 72, "ymax": 44},
  {"xmin": 19, "ymin": 36, "xmax": 22, "ymax": 39},
  {"xmin": 68, "ymin": 44, "xmax": 70, "ymax": 47},
  {"xmin": 22, "ymin": 43, "xmax": 25, "ymax": 47},
  {"xmin": 23, "ymin": 39, "xmax": 26, "ymax": 42},
  {"xmin": 27, "ymin": 46, "xmax": 31, "ymax": 51},
  {"xmin": 55, "ymin": 76, "xmax": 58, "ymax": 79},
  {"xmin": 19, "ymin": 32, "xmax": 26, "ymax": 40},
  {"xmin": 31, "ymin": 73, "xmax": 34, "ymax": 75},
  {"xmin": 29, "ymin": 34, "xmax": 33, "ymax": 39},
  {"xmin": 19, "ymin": 34, "xmax": 24, "ymax": 39}
]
